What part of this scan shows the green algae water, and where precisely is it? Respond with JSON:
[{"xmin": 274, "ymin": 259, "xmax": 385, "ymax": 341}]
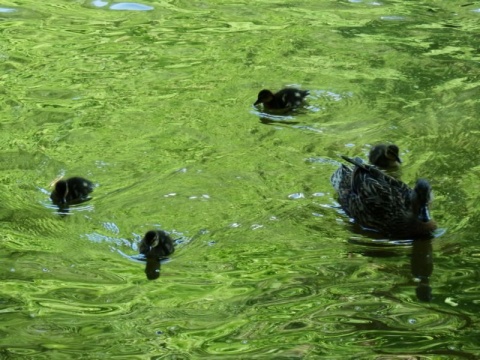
[{"xmin": 1, "ymin": 0, "xmax": 480, "ymax": 358}]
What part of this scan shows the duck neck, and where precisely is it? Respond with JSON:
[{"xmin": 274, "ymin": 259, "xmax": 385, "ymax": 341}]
[{"xmin": 411, "ymin": 193, "xmax": 430, "ymax": 223}]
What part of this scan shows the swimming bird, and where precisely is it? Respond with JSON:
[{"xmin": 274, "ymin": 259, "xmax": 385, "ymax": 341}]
[
  {"xmin": 50, "ymin": 176, "xmax": 94, "ymax": 208},
  {"xmin": 139, "ymin": 230, "xmax": 175, "ymax": 259},
  {"xmin": 368, "ymin": 144, "xmax": 402, "ymax": 169},
  {"xmin": 331, "ymin": 156, "xmax": 436, "ymax": 239},
  {"xmin": 253, "ymin": 88, "xmax": 309, "ymax": 111}
]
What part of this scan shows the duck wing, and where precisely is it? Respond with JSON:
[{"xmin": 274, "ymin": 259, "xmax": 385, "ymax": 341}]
[{"xmin": 341, "ymin": 156, "xmax": 412, "ymax": 231}]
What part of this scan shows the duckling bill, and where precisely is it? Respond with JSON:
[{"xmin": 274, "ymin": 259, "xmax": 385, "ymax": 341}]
[
  {"xmin": 254, "ymin": 88, "xmax": 309, "ymax": 111},
  {"xmin": 50, "ymin": 176, "xmax": 94, "ymax": 209},
  {"xmin": 369, "ymin": 144, "xmax": 402, "ymax": 169},
  {"xmin": 331, "ymin": 156, "xmax": 437, "ymax": 239}
]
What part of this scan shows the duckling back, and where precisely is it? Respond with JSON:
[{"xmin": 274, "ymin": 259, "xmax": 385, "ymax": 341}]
[
  {"xmin": 50, "ymin": 176, "xmax": 94, "ymax": 207},
  {"xmin": 254, "ymin": 88, "xmax": 309, "ymax": 110}
]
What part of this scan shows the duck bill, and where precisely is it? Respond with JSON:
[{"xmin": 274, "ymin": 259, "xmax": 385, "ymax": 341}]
[
  {"xmin": 394, "ymin": 155, "xmax": 402, "ymax": 164},
  {"xmin": 418, "ymin": 206, "xmax": 431, "ymax": 222},
  {"xmin": 253, "ymin": 99, "xmax": 261, "ymax": 106}
]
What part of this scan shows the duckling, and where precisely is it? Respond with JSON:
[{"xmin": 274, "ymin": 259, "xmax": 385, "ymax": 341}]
[
  {"xmin": 368, "ymin": 144, "xmax": 402, "ymax": 169},
  {"xmin": 139, "ymin": 230, "xmax": 175, "ymax": 259},
  {"xmin": 331, "ymin": 156, "xmax": 437, "ymax": 239},
  {"xmin": 50, "ymin": 176, "xmax": 94, "ymax": 208},
  {"xmin": 253, "ymin": 88, "xmax": 309, "ymax": 111}
]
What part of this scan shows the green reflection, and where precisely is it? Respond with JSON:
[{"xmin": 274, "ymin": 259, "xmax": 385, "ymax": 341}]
[{"xmin": 0, "ymin": 0, "xmax": 479, "ymax": 358}]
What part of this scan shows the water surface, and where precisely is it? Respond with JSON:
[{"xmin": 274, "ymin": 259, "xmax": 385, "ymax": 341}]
[{"xmin": 1, "ymin": 0, "xmax": 479, "ymax": 358}]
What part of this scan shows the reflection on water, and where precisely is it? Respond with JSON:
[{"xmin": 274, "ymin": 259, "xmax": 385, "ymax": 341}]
[
  {"xmin": 0, "ymin": 0, "xmax": 479, "ymax": 358},
  {"xmin": 349, "ymin": 237, "xmax": 435, "ymax": 302},
  {"xmin": 412, "ymin": 240, "xmax": 433, "ymax": 302}
]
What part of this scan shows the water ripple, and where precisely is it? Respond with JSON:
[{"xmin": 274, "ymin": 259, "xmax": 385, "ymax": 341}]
[
  {"xmin": 91, "ymin": 1, "xmax": 153, "ymax": 11},
  {"xmin": 109, "ymin": 3, "xmax": 153, "ymax": 11},
  {"xmin": 32, "ymin": 298, "xmax": 124, "ymax": 316}
]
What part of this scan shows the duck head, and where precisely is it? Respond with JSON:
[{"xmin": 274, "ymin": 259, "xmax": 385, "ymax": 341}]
[
  {"xmin": 385, "ymin": 144, "xmax": 402, "ymax": 164},
  {"xmin": 254, "ymin": 89, "xmax": 274, "ymax": 106},
  {"xmin": 54, "ymin": 180, "xmax": 69, "ymax": 205},
  {"xmin": 412, "ymin": 179, "xmax": 433, "ymax": 222},
  {"xmin": 139, "ymin": 231, "xmax": 160, "ymax": 255}
]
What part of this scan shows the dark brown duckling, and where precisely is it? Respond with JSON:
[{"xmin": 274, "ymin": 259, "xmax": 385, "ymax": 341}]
[
  {"xmin": 139, "ymin": 230, "xmax": 175, "ymax": 259},
  {"xmin": 331, "ymin": 156, "xmax": 437, "ymax": 239},
  {"xmin": 50, "ymin": 176, "xmax": 94, "ymax": 208},
  {"xmin": 368, "ymin": 144, "xmax": 402, "ymax": 169},
  {"xmin": 253, "ymin": 88, "xmax": 309, "ymax": 111}
]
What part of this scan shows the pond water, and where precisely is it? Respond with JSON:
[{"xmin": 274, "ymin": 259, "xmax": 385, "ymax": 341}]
[{"xmin": 1, "ymin": 0, "xmax": 479, "ymax": 358}]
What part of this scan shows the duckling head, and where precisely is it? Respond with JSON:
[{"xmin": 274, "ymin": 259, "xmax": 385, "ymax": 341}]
[
  {"xmin": 385, "ymin": 144, "xmax": 402, "ymax": 164},
  {"xmin": 139, "ymin": 231, "xmax": 160, "ymax": 255},
  {"xmin": 54, "ymin": 180, "xmax": 69, "ymax": 205},
  {"xmin": 412, "ymin": 179, "xmax": 433, "ymax": 222},
  {"xmin": 254, "ymin": 89, "xmax": 274, "ymax": 106}
]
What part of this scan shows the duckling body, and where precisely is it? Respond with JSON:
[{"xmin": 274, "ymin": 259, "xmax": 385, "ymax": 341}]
[
  {"xmin": 368, "ymin": 144, "xmax": 402, "ymax": 169},
  {"xmin": 254, "ymin": 88, "xmax": 309, "ymax": 111},
  {"xmin": 139, "ymin": 230, "xmax": 175, "ymax": 259},
  {"xmin": 50, "ymin": 176, "xmax": 94, "ymax": 207},
  {"xmin": 331, "ymin": 156, "xmax": 436, "ymax": 239}
]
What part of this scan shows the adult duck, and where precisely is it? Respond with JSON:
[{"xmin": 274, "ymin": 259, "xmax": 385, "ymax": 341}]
[
  {"xmin": 368, "ymin": 144, "xmax": 402, "ymax": 169},
  {"xmin": 253, "ymin": 88, "xmax": 309, "ymax": 111},
  {"xmin": 331, "ymin": 156, "xmax": 436, "ymax": 239}
]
